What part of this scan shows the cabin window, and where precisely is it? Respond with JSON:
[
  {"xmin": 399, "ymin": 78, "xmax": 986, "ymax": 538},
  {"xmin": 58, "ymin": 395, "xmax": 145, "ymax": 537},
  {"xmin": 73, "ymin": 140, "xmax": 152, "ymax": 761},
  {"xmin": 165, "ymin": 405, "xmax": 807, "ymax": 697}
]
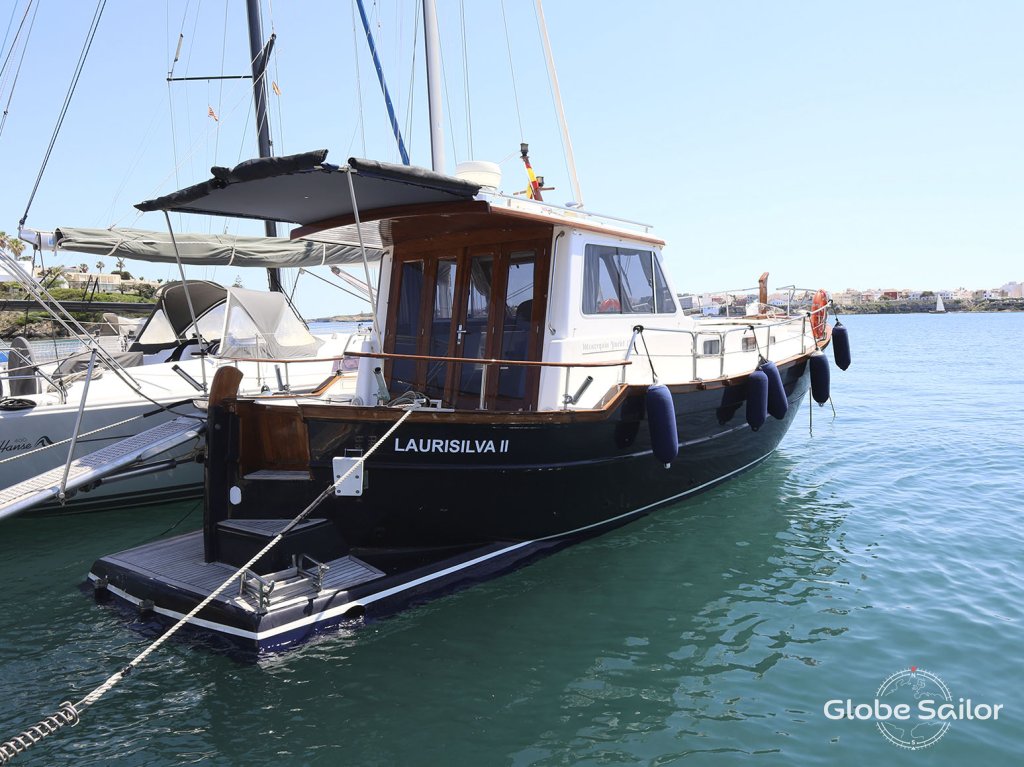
[
  {"xmin": 455, "ymin": 255, "xmax": 494, "ymax": 400},
  {"xmin": 742, "ymin": 337, "xmax": 757, "ymax": 352},
  {"xmin": 702, "ymin": 339, "xmax": 721, "ymax": 355},
  {"xmin": 426, "ymin": 258, "xmax": 458, "ymax": 394},
  {"xmin": 390, "ymin": 260, "xmax": 424, "ymax": 392},
  {"xmin": 497, "ymin": 252, "xmax": 536, "ymax": 402},
  {"xmin": 582, "ymin": 245, "xmax": 676, "ymax": 315},
  {"xmin": 383, "ymin": 230, "xmax": 551, "ymax": 411}
]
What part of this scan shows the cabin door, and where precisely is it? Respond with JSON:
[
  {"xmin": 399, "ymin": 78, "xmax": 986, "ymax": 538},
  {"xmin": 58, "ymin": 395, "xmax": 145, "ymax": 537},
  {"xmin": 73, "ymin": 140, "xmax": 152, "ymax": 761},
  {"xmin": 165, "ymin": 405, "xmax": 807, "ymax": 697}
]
[{"xmin": 385, "ymin": 238, "xmax": 549, "ymax": 411}]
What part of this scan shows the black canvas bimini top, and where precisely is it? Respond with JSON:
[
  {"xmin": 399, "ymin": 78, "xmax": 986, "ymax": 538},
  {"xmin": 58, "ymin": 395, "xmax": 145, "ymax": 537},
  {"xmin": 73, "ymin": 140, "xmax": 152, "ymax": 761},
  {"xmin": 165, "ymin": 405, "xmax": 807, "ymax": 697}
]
[{"xmin": 135, "ymin": 151, "xmax": 482, "ymax": 226}]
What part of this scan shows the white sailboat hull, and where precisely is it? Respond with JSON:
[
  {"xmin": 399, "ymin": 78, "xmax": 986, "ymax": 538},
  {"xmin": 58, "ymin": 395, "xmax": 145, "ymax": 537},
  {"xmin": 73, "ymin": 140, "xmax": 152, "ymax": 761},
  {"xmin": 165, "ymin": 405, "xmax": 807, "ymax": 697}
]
[{"xmin": 0, "ymin": 337, "xmax": 354, "ymax": 514}]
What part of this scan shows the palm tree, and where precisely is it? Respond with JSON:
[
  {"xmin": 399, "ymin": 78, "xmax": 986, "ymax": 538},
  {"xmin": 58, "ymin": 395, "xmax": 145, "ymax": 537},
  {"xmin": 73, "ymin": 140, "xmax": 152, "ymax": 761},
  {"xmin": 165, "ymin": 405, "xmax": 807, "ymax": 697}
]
[
  {"xmin": 0, "ymin": 230, "xmax": 25, "ymax": 258},
  {"xmin": 95, "ymin": 260, "xmax": 105, "ymax": 273},
  {"xmin": 79, "ymin": 263, "xmax": 89, "ymax": 273}
]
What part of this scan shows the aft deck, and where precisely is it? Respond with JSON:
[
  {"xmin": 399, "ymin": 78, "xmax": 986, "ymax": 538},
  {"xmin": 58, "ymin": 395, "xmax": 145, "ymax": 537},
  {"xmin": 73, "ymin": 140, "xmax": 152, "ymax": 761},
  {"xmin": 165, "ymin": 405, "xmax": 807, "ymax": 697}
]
[{"xmin": 93, "ymin": 525, "xmax": 384, "ymax": 614}]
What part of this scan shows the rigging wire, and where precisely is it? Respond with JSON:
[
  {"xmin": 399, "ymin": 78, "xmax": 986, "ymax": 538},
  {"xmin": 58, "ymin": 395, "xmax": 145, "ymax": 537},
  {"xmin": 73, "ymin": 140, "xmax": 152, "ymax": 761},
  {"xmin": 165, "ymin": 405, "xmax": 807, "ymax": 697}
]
[
  {"xmin": 183, "ymin": 2, "xmax": 204, "ymax": 203},
  {"xmin": 0, "ymin": 0, "xmax": 39, "ymax": 140},
  {"xmin": 267, "ymin": 0, "xmax": 286, "ymax": 156},
  {"xmin": 499, "ymin": 0, "xmax": 524, "ymax": 143},
  {"xmin": 459, "ymin": 0, "xmax": 472, "ymax": 158},
  {"xmin": 350, "ymin": 0, "xmax": 366, "ymax": 157},
  {"xmin": 0, "ymin": 1, "xmax": 20, "ymax": 61},
  {"xmin": 402, "ymin": 0, "xmax": 420, "ymax": 159},
  {"xmin": 165, "ymin": 0, "xmax": 192, "ymax": 196},
  {"xmin": 19, "ymin": 0, "xmax": 108, "ymax": 228},
  {"xmin": 0, "ymin": 0, "xmax": 32, "ymax": 88},
  {"xmin": 436, "ymin": 18, "xmax": 459, "ymax": 167},
  {"xmin": 213, "ymin": 0, "xmax": 229, "ymax": 166}
]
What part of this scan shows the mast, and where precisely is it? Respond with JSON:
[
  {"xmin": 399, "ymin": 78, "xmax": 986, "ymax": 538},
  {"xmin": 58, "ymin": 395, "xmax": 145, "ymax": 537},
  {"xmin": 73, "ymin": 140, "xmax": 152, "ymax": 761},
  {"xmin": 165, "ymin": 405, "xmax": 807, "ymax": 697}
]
[
  {"xmin": 534, "ymin": 0, "xmax": 583, "ymax": 207},
  {"xmin": 245, "ymin": 0, "xmax": 283, "ymax": 292},
  {"xmin": 422, "ymin": 0, "xmax": 445, "ymax": 172}
]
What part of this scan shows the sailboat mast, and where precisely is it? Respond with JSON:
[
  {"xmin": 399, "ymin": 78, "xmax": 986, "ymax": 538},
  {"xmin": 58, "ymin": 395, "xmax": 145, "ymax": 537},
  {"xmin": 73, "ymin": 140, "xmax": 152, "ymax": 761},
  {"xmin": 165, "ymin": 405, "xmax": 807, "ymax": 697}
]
[
  {"xmin": 245, "ymin": 0, "xmax": 283, "ymax": 293},
  {"xmin": 534, "ymin": 0, "xmax": 583, "ymax": 207},
  {"xmin": 422, "ymin": 0, "xmax": 445, "ymax": 172}
]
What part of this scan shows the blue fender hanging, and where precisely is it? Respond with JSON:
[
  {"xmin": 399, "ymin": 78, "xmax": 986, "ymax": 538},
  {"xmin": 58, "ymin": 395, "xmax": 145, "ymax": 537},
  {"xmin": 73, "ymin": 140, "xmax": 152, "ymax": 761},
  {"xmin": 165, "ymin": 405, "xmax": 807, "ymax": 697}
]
[
  {"xmin": 832, "ymin": 322, "xmax": 851, "ymax": 371},
  {"xmin": 761, "ymin": 360, "xmax": 788, "ymax": 420},
  {"xmin": 810, "ymin": 350, "xmax": 830, "ymax": 404},
  {"xmin": 746, "ymin": 369, "xmax": 769, "ymax": 431},
  {"xmin": 646, "ymin": 384, "xmax": 678, "ymax": 466}
]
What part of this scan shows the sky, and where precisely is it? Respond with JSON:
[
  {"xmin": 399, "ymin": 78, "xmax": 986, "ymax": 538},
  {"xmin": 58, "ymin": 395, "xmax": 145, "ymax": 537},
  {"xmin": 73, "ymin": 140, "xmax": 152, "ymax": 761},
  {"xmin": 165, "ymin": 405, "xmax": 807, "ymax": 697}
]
[{"xmin": 0, "ymin": 0, "xmax": 1021, "ymax": 317}]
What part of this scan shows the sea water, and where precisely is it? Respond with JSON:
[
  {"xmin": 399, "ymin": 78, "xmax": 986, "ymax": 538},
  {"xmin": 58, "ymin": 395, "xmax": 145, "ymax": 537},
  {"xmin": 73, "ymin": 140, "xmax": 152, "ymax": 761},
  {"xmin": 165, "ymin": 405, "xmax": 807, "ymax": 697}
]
[{"xmin": 0, "ymin": 312, "xmax": 1021, "ymax": 765}]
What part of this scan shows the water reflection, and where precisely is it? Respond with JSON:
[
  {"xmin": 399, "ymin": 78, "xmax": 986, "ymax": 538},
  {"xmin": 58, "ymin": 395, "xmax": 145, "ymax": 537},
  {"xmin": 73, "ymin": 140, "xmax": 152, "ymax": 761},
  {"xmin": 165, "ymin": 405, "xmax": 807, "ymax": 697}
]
[
  {"xmin": 0, "ymin": 455, "xmax": 858, "ymax": 766},
  {"xmin": 183, "ymin": 454, "xmax": 859, "ymax": 766}
]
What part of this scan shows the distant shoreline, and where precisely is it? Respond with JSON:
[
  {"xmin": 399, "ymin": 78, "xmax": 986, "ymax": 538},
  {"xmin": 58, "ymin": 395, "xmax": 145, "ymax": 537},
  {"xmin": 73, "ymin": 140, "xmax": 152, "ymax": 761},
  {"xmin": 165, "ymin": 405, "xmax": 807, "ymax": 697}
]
[
  {"xmin": 835, "ymin": 298, "xmax": 1024, "ymax": 315},
  {"xmin": 309, "ymin": 313, "xmax": 374, "ymax": 323}
]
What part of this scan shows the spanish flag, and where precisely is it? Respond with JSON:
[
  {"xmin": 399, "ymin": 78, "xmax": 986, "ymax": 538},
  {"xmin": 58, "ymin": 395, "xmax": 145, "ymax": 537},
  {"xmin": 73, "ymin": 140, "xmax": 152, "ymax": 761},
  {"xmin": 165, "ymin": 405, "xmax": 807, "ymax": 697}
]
[{"xmin": 208, "ymin": 105, "xmax": 219, "ymax": 122}]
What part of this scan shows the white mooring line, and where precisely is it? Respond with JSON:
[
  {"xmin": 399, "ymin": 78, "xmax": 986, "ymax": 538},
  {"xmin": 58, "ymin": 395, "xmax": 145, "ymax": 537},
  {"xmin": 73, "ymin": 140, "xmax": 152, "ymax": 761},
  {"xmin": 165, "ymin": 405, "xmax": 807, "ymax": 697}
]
[{"xmin": 0, "ymin": 407, "xmax": 414, "ymax": 764}]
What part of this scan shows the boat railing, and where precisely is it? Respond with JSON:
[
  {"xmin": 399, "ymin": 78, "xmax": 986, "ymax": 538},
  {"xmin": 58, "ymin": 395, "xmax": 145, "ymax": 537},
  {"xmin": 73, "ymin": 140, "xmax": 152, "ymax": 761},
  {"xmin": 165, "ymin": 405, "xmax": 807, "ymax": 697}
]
[
  {"xmin": 344, "ymin": 350, "xmax": 632, "ymax": 411},
  {"xmin": 0, "ymin": 250, "xmax": 144, "ymax": 394},
  {"xmin": 0, "ymin": 361, "xmax": 68, "ymax": 404},
  {"xmin": 218, "ymin": 312, "xmax": 818, "ymax": 411},
  {"xmin": 629, "ymin": 312, "xmax": 815, "ymax": 379},
  {"xmin": 677, "ymin": 285, "xmax": 825, "ymax": 319}
]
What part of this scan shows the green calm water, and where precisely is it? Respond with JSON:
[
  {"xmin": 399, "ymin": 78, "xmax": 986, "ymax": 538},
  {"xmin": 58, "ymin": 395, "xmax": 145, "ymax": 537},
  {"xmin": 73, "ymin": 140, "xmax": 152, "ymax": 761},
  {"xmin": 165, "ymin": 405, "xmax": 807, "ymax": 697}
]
[{"xmin": 1, "ymin": 312, "xmax": 1021, "ymax": 765}]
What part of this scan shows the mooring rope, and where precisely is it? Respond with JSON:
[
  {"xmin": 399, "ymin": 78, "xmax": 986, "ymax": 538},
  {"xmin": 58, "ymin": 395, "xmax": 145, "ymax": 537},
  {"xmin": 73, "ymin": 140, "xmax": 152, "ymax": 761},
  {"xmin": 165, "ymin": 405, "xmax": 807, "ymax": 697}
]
[{"xmin": 0, "ymin": 406, "xmax": 415, "ymax": 764}]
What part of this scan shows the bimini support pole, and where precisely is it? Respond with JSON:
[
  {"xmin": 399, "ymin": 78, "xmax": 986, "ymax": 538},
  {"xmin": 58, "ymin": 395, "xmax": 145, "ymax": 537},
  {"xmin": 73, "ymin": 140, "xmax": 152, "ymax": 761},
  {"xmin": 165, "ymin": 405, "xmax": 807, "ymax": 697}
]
[
  {"xmin": 162, "ymin": 211, "xmax": 208, "ymax": 393},
  {"xmin": 345, "ymin": 169, "xmax": 383, "ymax": 353}
]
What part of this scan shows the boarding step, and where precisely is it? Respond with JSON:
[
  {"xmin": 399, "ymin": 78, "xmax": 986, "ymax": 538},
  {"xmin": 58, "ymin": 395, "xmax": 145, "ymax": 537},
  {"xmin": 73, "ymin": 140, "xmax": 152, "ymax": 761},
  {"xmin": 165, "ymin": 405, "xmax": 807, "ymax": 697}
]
[
  {"xmin": 216, "ymin": 517, "xmax": 346, "ymax": 575},
  {"xmin": 242, "ymin": 470, "xmax": 311, "ymax": 481},
  {"xmin": 239, "ymin": 553, "xmax": 337, "ymax": 612},
  {"xmin": 0, "ymin": 415, "xmax": 204, "ymax": 522}
]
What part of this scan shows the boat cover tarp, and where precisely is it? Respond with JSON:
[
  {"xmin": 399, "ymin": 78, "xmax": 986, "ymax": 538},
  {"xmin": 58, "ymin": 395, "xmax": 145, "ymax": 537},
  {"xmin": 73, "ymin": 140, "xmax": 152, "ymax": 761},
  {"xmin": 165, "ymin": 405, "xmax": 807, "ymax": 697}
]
[
  {"xmin": 52, "ymin": 224, "xmax": 384, "ymax": 267},
  {"xmin": 218, "ymin": 287, "xmax": 323, "ymax": 359},
  {"xmin": 53, "ymin": 350, "xmax": 145, "ymax": 377},
  {"xmin": 131, "ymin": 281, "xmax": 227, "ymax": 352},
  {"xmin": 133, "ymin": 150, "xmax": 481, "ymax": 226}
]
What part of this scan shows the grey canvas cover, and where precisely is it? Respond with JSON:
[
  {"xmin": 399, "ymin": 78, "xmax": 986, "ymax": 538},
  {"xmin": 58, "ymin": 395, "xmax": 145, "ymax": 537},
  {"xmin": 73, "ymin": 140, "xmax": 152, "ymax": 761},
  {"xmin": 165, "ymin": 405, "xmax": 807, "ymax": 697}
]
[
  {"xmin": 52, "ymin": 225, "xmax": 384, "ymax": 268},
  {"xmin": 53, "ymin": 351, "xmax": 145, "ymax": 378},
  {"xmin": 130, "ymin": 280, "xmax": 227, "ymax": 352}
]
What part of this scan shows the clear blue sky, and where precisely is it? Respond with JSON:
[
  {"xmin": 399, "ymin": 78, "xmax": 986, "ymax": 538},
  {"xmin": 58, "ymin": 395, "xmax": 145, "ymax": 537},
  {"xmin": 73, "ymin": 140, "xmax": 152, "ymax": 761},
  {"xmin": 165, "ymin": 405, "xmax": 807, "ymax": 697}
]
[{"xmin": 0, "ymin": 1, "xmax": 1021, "ymax": 316}]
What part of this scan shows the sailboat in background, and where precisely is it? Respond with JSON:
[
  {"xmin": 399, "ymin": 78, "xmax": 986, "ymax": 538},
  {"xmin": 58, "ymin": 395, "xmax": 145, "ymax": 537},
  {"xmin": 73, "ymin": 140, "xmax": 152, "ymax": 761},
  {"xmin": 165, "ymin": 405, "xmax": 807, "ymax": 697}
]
[{"xmin": 933, "ymin": 294, "xmax": 947, "ymax": 313}]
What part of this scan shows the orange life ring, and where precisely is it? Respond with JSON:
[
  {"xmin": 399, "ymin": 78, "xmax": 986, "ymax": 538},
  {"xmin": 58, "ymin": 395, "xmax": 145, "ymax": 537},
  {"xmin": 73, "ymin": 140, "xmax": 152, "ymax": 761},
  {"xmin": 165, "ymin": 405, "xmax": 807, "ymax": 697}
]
[
  {"xmin": 810, "ymin": 289, "xmax": 828, "ymax": 340},
  {"xmin": 598, "ymin": 298, "xmax": 621, "ymax": 313}
]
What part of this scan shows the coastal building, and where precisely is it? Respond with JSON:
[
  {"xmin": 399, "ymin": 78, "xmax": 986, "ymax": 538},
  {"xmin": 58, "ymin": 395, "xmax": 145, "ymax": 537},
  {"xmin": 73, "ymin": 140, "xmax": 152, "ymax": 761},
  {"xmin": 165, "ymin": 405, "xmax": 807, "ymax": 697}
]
[
  {"xmin": 62, "ymin": 271, "xmax": 124, "ymax": 291},
  {"xmin": 1001, "ymin": 281, "xmax": 1022, "ymax": 299},
  {"xmin": 0, "ymin": 258, "xmax": 33, "ymax": 283}
]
